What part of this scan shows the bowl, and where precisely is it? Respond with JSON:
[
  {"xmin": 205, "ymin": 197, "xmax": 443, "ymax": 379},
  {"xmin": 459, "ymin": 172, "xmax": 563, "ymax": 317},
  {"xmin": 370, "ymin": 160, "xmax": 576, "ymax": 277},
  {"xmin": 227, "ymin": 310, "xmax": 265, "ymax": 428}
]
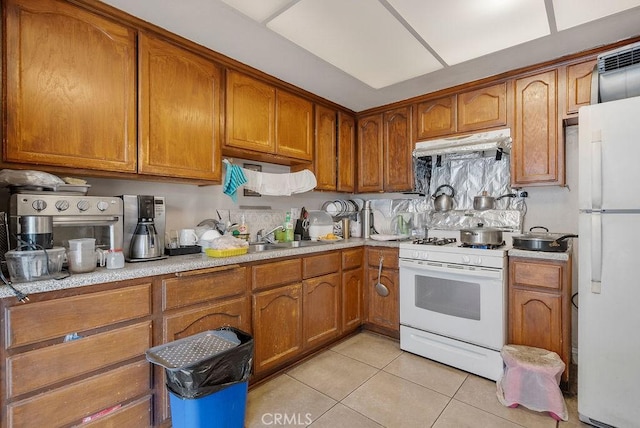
[{"xmin": 5, "ymin": 247, "xmax": 66, "ymax": 283}]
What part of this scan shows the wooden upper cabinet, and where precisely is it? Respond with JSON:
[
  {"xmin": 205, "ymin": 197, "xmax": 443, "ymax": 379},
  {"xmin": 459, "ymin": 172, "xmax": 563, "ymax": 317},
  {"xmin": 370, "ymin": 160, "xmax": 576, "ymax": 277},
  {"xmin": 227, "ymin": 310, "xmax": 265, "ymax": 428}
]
[
  {"xmin": 337, "ymin": 112, "xmax": 356, "ymax": 193},
  {"xmin": 564, "ymin": 59, "xmax": 597, "ymax": 117},
  {"xmin": 225, "ymin": 70, "xmax": 312, "ymax": 162},
  {"xmin": 457, "ymin": 83, "xmax": 507, "ymax": 133},
  {"xmin": 4, "ymin": 0, "xmax": 137, "ymax": 172},
  {"xmin": 512, "ymin": 70, "xmax": 563, "ymax": 186},
  {"xmin": 314, "ymin": 105, "xmax": 338, "ymax": 191},
  {"xmin": 357, "ymin": 113, "xmax": 384, "ymax": 192},
  {"xmin": 226, "ymin": 70, "xmax": 276, "ymax": 154},
  {"xmin": 415, "ymin": 95, "xmax": 456, "ymax": 140},
  {"xmin": 383, "ymin": 106, "xmax": 413, "ymax": 192},
  {"xmin": 276, "ymin": 90, "xmax": 313, "ymax": 161},
  {"xmin": 138, "ymin": 33, "xmax": 222, "ymax": 181}
]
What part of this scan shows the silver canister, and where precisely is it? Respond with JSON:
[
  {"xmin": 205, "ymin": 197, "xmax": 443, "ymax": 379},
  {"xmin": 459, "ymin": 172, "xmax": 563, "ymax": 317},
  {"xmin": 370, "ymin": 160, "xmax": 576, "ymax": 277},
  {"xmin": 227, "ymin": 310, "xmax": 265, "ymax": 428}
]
[
  {"xmin": 362, "ymin": 201, "xmax": 372, "ymax": 239},
  {"xmin": 341, "ymin": 218, "xmax": 350, "ymax": 239}
]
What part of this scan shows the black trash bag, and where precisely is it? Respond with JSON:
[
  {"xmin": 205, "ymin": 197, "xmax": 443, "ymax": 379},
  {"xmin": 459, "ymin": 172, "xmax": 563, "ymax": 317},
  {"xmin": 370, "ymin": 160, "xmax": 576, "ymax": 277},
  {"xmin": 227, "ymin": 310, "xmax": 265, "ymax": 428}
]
[{"xmin": 146, "ymin": 327, "xmax": 253, "ymax": 399}]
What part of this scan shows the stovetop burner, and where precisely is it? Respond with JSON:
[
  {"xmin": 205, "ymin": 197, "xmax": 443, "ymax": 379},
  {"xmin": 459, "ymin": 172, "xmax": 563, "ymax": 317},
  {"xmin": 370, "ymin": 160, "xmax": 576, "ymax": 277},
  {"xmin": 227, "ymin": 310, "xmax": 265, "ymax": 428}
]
[
  {"xmin": 460, "ymin": 242, "xmax": 505, "ymax": 250},
  {"xmin": 412, "ymin": 237, "xmax": 457, "ymax": 246}
]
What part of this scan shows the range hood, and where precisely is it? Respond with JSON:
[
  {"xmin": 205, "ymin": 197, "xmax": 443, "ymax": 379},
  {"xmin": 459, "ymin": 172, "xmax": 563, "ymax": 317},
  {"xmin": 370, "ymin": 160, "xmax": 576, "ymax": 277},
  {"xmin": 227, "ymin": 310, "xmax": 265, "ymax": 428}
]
[
  {"xmin": 413, "ymin": 128, "xmax": 511, "ymax": 158},
  {"xmin": 592, "ymin": 41, "xmax": 640, "ymax": 104}
]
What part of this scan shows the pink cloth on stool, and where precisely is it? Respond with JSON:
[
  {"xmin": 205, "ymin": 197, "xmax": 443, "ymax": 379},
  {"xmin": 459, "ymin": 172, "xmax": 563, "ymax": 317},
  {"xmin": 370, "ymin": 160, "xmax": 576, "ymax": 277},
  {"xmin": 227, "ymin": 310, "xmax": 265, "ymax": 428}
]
[{"xmin": 497, "ymin": 344, "xmax": 568, "ymax": 421}]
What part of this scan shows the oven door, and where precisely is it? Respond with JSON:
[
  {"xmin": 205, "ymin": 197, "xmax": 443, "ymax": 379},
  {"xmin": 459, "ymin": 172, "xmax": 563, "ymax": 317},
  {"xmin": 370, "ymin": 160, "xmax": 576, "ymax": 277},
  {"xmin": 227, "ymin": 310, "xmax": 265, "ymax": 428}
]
[{"xmin": 399, "ymin": 258, "xmax": 505, "ymax": 350}]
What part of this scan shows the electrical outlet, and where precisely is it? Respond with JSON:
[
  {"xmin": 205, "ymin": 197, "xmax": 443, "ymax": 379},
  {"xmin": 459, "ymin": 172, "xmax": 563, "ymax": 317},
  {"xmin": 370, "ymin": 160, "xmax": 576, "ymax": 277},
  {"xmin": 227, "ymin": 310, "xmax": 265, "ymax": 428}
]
[{"xmin": 516, "ymin": 190, "xmax": 528, "ymax": 198}]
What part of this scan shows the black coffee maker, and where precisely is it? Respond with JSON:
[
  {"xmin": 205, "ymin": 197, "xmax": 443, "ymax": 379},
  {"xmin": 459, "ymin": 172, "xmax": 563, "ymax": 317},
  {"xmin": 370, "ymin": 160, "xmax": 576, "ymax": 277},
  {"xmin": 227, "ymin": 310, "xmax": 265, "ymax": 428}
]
[{"xmin": 121, "ymin": 195, "xmax": 166, "ymax": 262}]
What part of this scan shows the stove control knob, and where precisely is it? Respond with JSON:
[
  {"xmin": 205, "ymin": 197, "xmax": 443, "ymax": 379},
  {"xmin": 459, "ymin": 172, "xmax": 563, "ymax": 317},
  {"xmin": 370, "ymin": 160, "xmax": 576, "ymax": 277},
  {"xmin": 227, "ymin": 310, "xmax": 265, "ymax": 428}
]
[
  {"xmin": 76, "ymin": 200, "xmax": 91, "ymax": 212},
  {"xmin": 55, "ymin": 200, "xmax": 70, "ymax": 212},
  {"xmin": 462, "ymin": 255, "xmax": 471, "ymax": 264},
  {"xmin": 96, "ymin": 201, "xmax": 110, "ymax": 211},
  {"xmin": 32, "ymin": 199, "xmax": 47, "ymax": 212},
  {"xmin": 475, "ymin": 257, "xmax": 482, "ymax": 265},
  {"xmin": 413, "ymin": 251, "xmax": 422, "ymax": 259}
]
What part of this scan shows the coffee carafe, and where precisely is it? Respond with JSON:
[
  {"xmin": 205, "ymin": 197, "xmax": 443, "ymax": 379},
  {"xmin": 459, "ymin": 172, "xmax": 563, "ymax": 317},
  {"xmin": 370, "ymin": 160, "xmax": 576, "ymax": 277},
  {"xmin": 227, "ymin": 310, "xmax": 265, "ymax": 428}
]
[
  {"xmin": 17, "ymin": 216, "xmax": 53, "ymax": 250},
  {"xmin": 121, "ymin": 195, "xmax": 166, "ymax": 262}
]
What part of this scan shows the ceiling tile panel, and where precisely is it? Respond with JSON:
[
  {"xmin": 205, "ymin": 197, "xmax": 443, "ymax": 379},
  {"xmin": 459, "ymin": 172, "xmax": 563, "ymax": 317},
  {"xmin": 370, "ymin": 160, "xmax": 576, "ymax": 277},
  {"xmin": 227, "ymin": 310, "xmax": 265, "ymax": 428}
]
[
  {"xmin": 218, "ymin": 0, "xmax": 293, "ymax": 22},
  {"xmin": 267, "ymin": 0, "xmax": 442, "ymax": 89},
  {"xmin": 388, "ymin": 0, "xmax": 550, "ymax": 65},
  {"xmin": 553, "ymin": 0, "xmax": 640, "ymax": 30}
]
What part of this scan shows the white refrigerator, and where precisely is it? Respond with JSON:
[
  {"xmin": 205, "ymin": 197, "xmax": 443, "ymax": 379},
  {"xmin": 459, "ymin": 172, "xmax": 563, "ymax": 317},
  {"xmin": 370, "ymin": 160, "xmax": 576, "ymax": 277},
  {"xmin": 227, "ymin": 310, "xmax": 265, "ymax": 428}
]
[{"xmin": 578, "ymin": 96, "xmax": 640, "ymax": 427}]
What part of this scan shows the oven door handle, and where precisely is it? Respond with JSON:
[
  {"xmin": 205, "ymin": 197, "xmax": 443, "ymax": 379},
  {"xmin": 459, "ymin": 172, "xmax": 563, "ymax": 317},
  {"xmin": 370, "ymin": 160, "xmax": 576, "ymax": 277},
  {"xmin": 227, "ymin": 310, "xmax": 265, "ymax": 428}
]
[
  {"xmin": 399, "ymin": 258, "xmax": 502, "ymax": 279},
  {"xmin": 53, "ymin": 216, "xmax": 121, "ymax": 226}
]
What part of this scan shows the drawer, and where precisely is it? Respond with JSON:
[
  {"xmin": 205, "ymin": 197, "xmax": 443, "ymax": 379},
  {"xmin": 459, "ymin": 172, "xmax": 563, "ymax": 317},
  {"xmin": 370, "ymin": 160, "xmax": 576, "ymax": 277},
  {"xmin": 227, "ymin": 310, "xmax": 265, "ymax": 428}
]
[
  {"xmin": 82, "ymin": 395, "xmax": 152, "ymax": 427},
  {"xmin": 7, "ymin": 321, "xmax": 151, "ymax": 398},
  {"xmin": 342, "ymin": 248, "xmax": 364, "ymax": 270},
  {"xmin": 367, "ymin": 247, "xmax": 399, "ymax": 269},
  {"xmin": 252, "ymin": 259, "xmax": 301, "ymax": 291},
  {"xmin": 303, "ymin": 252, "xmax": 340, "ymax": 279},
  {"xmin": 6, "ymin": 283, "xmax": 152, "ymax": 349},
  {"xmin": 163, "ymin": 265, "xmax": 247, "ymax": 310},
  {"xmin": 7, "ymin": 360, "xmax": 150, "ymax": 427},
  {"xmin": 510, "ymin": 259, "xmax": 564, "ymax": 291}
]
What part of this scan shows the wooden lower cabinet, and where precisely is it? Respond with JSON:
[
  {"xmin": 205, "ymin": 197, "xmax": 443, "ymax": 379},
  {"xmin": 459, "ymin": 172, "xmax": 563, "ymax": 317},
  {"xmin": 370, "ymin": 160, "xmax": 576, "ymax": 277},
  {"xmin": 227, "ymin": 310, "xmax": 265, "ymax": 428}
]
[
  {"xmin": 508, "ymin": 256, "xmax": 572, "ymax": 383},
  {"xmin": 1, "ymin": 280, "xmax": 154, "ymax": 428},
  {"xmin": 303, "ymin": 273, "xmax": 341, "ymax": 348},
  {"xmin": 365, "ymin": 248, "xmax": 399, "ymax": 334},
  {"xmin": 342, "ymin": 248, "xmax": 364, "ymax": 333},
  {"xmin": 252, "ymin": 283, "xmax": 303, "ymax": 374}
]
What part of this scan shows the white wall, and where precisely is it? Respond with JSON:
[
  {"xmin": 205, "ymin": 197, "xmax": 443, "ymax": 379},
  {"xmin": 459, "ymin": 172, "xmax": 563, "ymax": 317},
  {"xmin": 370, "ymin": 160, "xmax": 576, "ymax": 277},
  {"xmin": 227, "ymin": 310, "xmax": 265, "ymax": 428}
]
[{"xmin": 85, "ymin": 160, "xmax": 344, "ymax": 233}]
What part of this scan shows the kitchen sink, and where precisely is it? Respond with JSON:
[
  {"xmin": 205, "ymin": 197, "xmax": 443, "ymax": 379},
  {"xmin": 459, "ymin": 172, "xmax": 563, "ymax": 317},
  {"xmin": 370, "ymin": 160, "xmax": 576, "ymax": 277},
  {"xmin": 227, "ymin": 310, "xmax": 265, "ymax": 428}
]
[{"xmin": 248, "ymin": 240, "xmax": 328, "ymax": 253}]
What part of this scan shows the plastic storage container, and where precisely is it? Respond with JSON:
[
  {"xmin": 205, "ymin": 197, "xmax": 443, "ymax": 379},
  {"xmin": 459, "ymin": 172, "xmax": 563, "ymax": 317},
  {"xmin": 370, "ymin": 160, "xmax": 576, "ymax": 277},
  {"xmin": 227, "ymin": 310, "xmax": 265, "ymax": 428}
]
[
  {"xmin": 146, "ymin": 328, "xmax": 253, "ymax": 428},
  {"xmin": 5, "ymin": 247, "xmax": 65, "ymax": 283},
  {"xmin": 307, "ymin": 210, "xmax": 334, "ymax": 240}
]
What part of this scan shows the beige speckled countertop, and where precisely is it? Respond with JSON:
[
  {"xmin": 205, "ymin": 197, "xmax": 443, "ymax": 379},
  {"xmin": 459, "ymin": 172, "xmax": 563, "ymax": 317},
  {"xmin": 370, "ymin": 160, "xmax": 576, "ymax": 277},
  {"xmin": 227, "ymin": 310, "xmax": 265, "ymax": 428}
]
[
  {"xmin": 0, "ymin": 238, "xmax": 401, "ymax": 299},
  {"xmin": 508, "ymin": 242, "xmax": 572, "ymax": 261}
]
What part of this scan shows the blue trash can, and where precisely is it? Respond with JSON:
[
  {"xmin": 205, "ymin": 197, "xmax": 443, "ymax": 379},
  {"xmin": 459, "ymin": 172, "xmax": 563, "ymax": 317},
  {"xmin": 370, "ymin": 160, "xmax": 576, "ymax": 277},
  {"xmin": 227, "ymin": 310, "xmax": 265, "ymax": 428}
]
[{"xmin": 146, "ymin": 328, "xmax": 253, "ymax": 428}]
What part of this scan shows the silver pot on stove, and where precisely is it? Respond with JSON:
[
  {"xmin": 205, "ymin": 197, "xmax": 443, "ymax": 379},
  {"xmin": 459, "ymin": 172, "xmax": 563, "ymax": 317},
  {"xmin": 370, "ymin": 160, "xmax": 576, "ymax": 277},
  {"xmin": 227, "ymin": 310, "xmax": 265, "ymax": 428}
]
[{"xmin": 460, "ymin": 224, "xmax": 503, "ymax": 246}]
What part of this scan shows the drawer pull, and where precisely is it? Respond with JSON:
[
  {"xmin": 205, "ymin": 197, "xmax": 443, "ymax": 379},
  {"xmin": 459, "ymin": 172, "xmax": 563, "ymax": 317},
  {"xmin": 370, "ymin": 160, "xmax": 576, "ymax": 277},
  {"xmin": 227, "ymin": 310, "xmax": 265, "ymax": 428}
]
[{"xmin": 175, "ymin": 264, "xmax": 241, "ymax": 277}]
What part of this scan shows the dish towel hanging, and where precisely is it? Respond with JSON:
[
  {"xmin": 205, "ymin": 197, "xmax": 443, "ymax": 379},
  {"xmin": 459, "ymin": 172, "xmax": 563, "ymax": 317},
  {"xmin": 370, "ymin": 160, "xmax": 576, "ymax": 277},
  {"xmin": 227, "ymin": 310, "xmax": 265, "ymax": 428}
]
[
  {"xmin": 222, "ymin": 159, "xmax": 247, "ymax": 202},
  {"xmin": 243, "ymin": 168, "xmax": 317, "ymax": 196}
]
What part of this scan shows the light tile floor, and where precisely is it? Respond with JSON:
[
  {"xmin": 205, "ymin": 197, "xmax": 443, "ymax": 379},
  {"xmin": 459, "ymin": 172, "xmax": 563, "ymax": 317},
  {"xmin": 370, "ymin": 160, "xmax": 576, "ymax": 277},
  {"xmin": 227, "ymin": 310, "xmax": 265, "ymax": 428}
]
[{"xmin": 246, "ymin": 332, "xmax": 589, "ymax": 428}]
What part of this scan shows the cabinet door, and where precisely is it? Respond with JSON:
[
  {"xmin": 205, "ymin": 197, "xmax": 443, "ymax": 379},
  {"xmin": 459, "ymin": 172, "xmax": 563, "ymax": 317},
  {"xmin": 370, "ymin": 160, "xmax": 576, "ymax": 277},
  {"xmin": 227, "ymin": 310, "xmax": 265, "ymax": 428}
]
[
  {"xmin": 138, "ymin": 33, "xmax": 222, "ymax": 181},
  {"xmin": 164, "ymin": 297, "xmax": 251, "ymax": 342},
  {"xmin": 314, "ymin": 105, "xmax": 338, "ymax": 190},
  {"xmin": 384, "ymin": 106, "xmax": 413, "ymax": 192},
  {"xmin": 565, "ymin": 59, "xmax": 597, "ymax": 116},
  {"xmin": 303, "ymin": 273, "xmax": 341, "ymax": 349},
  {"xmin": 276, "ymin": 90, "xmax": 313, "ymax": 160},
  {"xmin": 252, "ymin": 284, "xmax": 303, "ymax": 373},
  {"xmin": 415, "ymin": 95, "xmax": 456, "ymax": 140},
  {"xmin": 357, "ymin": 113, "xmax": 384, "ymax": 192},
  {"xmin": 342, "ymin": 267, "xmax": 363, "ymax": 333},
  {"xmin": 366, "ymin": 266, "xmax": 399, "ymax": 331},
  {"xmin": 457, "ymin": 83, "xmax": 507, "ymax": 133},
  {"xmin": 337, "ymin": 112, "xmax": 356, "ymax": 193},
  {"xmin": 512, "ymin": 70, "xmax": 563, "ymax": 186},
  {"xmin": 225, "ymin": 70, "xmax": 276, "ymax": 153},
  {"xmin": 5, "ymin": 0, "xmax": 136, "ymax": 172},
  {"xmin": 509, "ymin": 288, "xmax": 562, "ymax": 358}
]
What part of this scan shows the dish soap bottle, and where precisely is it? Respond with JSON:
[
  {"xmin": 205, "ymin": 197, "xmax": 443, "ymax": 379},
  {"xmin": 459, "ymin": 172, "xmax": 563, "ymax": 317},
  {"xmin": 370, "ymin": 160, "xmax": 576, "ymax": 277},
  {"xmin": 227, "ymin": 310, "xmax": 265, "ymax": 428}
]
[
  {"xmin": 238, "ymin": 214, "xmax": 249, "ymax": 241},
  {"xmin": 284, "ymin": 212, "xmax": 294, "ymax": 242}
]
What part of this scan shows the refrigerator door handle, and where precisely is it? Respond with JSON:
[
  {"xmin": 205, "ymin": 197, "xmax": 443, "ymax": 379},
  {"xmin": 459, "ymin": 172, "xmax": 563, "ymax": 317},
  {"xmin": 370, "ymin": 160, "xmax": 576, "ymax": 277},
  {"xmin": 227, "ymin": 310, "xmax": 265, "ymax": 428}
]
[
  {"xmin": 591, "ymin": 212, "xmax": 602, "ymax": 293},
  {"xmin": 590, "ymin": 130, "xmax": 603, "ymax": 210}
]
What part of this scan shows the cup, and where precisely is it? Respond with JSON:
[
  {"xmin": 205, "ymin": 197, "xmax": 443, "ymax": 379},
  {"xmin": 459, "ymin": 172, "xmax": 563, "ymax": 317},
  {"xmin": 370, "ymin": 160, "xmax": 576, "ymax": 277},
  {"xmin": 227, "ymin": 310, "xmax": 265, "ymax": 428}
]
[
  {"xmin": 67, "ymin": 248, "xmax": 98, "ymax": 273},
  {"xmin": 411, "ymin": 212, "xmax": 427, "ymax": 240},
  {"xmin": 167, "ymin": 230, "xmax": 179, "ymax": 249},
  {"xmin": 178, "ymin": 229, "xmax": 198, "ymax": 246},
  {"xmin": 341, "ymin": 218, "xmax": 350, "ymax": 239}
]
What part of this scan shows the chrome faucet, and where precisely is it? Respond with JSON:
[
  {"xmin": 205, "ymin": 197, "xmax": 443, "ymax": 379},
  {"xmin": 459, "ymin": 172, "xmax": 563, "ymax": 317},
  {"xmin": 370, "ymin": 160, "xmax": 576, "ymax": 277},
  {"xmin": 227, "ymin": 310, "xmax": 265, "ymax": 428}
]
[{"xmin": 256, "ymin": 225, "xmax": 285, "ymax": 244}]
